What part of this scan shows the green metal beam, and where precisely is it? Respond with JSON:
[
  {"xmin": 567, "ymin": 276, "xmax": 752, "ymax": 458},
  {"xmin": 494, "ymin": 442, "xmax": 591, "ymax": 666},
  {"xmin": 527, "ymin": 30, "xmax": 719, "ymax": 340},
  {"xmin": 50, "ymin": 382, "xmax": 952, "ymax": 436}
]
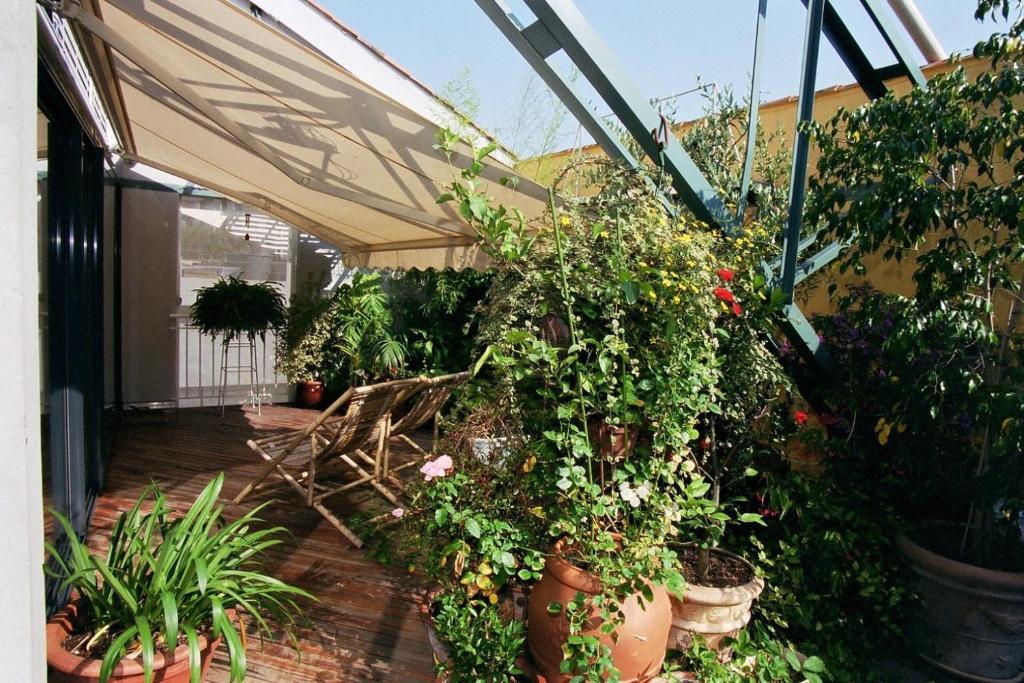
[{"xmin": 520, "ymin": 0, "xmax": 737, "ymax": 230}]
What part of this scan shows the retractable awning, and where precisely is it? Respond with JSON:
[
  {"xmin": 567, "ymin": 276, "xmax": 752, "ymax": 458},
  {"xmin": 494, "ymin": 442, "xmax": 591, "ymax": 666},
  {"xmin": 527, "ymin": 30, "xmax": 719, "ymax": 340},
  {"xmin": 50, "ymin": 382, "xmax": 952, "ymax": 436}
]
[{"xmin": 65, "ymin": 0, "xmax": 548, "ymax": 269}]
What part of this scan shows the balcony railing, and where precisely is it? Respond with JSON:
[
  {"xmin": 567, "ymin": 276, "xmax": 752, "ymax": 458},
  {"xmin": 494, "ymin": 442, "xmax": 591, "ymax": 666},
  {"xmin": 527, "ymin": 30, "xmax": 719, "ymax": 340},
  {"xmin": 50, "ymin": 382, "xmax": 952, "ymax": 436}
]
[{"xmin": 171, "ymin": 312, "xmax": 290, "ymax": 410}]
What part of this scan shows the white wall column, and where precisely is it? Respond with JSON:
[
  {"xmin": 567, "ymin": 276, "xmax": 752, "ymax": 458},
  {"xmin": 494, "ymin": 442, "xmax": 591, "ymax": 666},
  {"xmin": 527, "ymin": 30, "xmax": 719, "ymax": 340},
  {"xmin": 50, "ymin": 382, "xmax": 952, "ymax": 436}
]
[{"xmin": 0, "ymin": 1, "xmax": 46, "ymax": 681}]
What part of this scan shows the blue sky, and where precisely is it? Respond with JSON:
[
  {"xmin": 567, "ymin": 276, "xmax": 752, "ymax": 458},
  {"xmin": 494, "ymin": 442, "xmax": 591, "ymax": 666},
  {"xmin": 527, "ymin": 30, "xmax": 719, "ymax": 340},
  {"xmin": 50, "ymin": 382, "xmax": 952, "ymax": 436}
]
[{"xmin": 320, "ymin": 1, "xmax": 1009, "ymax": 154}]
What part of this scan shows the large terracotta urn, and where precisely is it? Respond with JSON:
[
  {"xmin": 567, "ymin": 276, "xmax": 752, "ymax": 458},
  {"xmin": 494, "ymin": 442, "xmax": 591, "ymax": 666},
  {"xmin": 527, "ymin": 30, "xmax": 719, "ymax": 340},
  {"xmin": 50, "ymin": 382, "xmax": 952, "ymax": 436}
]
[
  {"xmin": 898, "ymin": 532, "xmax": 1024, "ymax": 682},
  {"xmin": 669, "ymin": 547, "xmax": 764, "ymax": 652},
  {"xmin": 527, "ymin": 539, "xmax": 672, "ymax": 682},
  {"xmin": 47, "ymin": 602, "xmax": 221, "ymax": 683}
]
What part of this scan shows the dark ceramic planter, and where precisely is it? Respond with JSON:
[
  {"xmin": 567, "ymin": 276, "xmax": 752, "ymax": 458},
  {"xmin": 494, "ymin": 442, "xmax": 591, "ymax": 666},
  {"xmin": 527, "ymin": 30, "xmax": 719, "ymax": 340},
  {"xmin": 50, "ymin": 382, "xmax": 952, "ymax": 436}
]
[{"xmin": 898, "ymin": 532, "xmax": 1024, "ymax": 682}]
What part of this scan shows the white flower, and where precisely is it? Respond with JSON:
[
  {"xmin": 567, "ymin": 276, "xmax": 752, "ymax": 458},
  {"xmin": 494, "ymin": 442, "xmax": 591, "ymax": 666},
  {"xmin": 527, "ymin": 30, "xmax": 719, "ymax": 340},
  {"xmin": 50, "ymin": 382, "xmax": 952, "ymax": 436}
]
[{"xmin": 618, "ymin": 482, "xmax": 641, "ymax": 508}]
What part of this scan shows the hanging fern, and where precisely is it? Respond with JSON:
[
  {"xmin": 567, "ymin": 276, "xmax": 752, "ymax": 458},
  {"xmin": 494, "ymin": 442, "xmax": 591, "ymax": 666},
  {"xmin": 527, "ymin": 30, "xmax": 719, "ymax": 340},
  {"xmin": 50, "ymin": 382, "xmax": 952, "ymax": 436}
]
[{"xmin": 190, "ymin": 275, "xmax": 286, "ymax": 346}]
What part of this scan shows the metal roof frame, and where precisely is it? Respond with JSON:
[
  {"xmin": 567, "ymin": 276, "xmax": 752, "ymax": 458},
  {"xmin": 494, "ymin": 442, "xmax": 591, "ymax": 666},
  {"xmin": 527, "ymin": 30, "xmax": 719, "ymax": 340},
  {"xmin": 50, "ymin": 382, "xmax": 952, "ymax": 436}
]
[{"xmin": 475, "ymin": 0, "xmax": 930, "ymax": 374}]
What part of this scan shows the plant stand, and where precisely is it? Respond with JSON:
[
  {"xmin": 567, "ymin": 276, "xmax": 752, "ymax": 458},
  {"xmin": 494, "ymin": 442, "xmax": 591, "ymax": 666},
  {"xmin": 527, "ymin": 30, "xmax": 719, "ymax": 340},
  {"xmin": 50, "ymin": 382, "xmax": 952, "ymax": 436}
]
[{"xmin": 217, "ymin": 338, "xmax": 271, "ymax": 415}]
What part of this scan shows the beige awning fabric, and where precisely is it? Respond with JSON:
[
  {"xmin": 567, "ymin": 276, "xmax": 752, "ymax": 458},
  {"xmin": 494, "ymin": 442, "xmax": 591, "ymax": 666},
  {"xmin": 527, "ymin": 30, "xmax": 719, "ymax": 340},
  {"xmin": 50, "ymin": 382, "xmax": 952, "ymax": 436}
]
[{"xmin": 68, "ymin": 0, "xmax": 548, "ymax": 270}]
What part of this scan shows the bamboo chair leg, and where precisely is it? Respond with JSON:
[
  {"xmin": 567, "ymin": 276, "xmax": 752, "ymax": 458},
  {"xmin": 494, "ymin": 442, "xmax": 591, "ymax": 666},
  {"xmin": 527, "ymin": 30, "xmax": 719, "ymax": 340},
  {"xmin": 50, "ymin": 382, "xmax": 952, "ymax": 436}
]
[
  {"xmin": 307, "ymin": 434, "xmax": 316, "ymax": 506},
  {"xmin": 234, "ymin": 438, "xmax": 300, "ymax": 504},
  {"xmin": 380, "ymin": 417, "xmax": 392, "ymax": 479},
  {"xmin": 311, "ymin": 501, "xmax": 363, "ymax": 548},
  {"xmin": 248, "ymin": 441, "xmax": 363, "ymax": 547}
]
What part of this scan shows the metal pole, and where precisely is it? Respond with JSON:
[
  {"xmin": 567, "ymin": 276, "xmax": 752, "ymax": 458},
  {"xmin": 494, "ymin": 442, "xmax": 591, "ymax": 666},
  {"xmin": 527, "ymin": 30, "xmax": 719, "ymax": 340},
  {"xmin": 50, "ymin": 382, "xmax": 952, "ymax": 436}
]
[
  {"xmin": 886, "ymin": 0, "xmax": 946, "ymax": 62},
  {"xmin": 780, "ymin": 0, "xmax": 825, "ymax": 303},
  {"xmin": 112, "ymin": 180, "xmax": 123, "ymax": 417},
  {"xmin": 736, "ymin": 0, "xmax": 769, "ymax": 225}
]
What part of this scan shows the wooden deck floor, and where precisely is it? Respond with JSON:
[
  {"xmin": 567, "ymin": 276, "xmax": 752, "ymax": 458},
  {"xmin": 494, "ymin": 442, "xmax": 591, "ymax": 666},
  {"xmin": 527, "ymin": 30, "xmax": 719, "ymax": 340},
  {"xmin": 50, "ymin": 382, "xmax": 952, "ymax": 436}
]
[{"xmin": 83, "ymin": 405, "xmax": 436, "ymax": 682}]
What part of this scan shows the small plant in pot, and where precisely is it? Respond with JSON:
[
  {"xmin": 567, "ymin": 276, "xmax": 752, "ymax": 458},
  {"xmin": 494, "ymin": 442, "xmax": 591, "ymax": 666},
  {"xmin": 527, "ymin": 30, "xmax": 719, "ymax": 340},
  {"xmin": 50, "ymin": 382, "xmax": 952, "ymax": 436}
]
[
  {"xmin": 806, "ymin": 3, "xmax": 1024, "ymax": 678},
  {"xmin": 665, "ymin": 233, "xmax": 791, "ymax": 655},
  {"xmin": 45, "ymin": 474, "xmax": 312, "ymax": 683},
  {"xmin": 384, "ymin": 404, "xmax": 540, "ymax": 682}
]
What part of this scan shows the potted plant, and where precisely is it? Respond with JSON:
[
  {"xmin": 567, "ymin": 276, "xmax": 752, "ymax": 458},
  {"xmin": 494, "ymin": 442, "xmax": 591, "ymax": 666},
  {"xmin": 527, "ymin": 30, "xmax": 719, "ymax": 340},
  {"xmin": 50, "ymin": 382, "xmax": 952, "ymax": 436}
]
[
  {"xmin": 190, "ymin": 275, "xmax": 286, "ymax": 346},
  {"xmin": 806, "ymin": 4, "xmax": 1024, "ymax": 678},
  {"xmin": 45, "ymin": 474, "xmax": 312, "ymax": 683},
  {"xmin": 277, "ymin": 277, "xmax": 332, "ymax": 407},
  {"xmin": 277, "ymin": 273, "xmax": 408, "ymax": 406}
]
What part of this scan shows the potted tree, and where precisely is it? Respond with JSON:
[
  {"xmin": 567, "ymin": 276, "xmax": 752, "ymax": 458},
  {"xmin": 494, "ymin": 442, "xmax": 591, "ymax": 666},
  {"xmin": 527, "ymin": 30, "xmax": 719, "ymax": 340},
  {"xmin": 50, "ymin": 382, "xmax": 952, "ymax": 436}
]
[
  {"xmin": 45, "ymin": 474, "xmax": 312, "ymax": 683},
  {"xmin": 806, "ymin": 5, "xmax": 1024, "ymax": 678}
]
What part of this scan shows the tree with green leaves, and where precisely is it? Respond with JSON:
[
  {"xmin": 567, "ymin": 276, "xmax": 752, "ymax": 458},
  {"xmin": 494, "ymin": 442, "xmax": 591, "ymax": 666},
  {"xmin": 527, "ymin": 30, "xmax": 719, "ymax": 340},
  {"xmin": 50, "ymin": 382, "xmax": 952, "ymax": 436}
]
[{"xmin": 806, "ymin": 0, "xmax": 1024, "ymax": 569}]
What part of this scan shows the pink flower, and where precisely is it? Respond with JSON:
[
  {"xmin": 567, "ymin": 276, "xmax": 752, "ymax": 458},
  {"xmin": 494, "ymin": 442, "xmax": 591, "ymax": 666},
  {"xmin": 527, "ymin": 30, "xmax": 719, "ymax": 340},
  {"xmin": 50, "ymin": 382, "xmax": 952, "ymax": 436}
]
[
  {"xmin": 420, "ymin": 454, "xmax": 454, "ymax": 481},
  {"xmin": 717, "ymin": 268, "xmax": 734, "ymax": 282},
  {"xmin": 391, "ymin": 508, "xmax": 405, "ymax": 518}
]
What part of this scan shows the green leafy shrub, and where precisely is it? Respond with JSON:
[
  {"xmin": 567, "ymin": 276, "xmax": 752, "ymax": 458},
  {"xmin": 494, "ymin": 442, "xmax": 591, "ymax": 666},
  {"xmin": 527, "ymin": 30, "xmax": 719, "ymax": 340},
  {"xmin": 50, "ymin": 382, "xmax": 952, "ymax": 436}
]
[
  {"xmin": 805, "ymin": 3, "xmax": 1024, "ymax": 570},
  {"xmin": 387, "ymin": 268, "xmax": 494, "ymax": 374},
  {"xmin": 276, "ymin": 272, "xmax": 406, "ymax": 389},
  {"xmin": 433, "ymin": 591, "xmax": 526, "ymax": 683}
]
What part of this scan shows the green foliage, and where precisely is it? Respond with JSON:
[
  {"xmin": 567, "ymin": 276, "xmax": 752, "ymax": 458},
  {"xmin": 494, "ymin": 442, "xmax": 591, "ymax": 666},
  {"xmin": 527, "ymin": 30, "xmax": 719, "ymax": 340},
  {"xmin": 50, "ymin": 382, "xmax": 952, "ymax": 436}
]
[
  {"xmin": 387, "ymin": 268, "xmax": 494, "ymax": 374},
  {"xmin": 432, "ymin": 591, "xmax": 526, "ymax": 683},
  {"xmin": 275, "ymin": 276, "xmax": 332, "ymax": 383},
  {"xmin": 276, "ymin": 272, "xmax": 406, "ymax": 388},
  {"xmin": 734, "ymin": 459, "xmax": 912, "ymax": 681},
  {"xmin": 674, "ymin": 632, "xmax": 826, "ymax": 683},
  {"xmin": 190, "ymin": 275, "xmax": 285, "ymax": 345},
  {"xmin": 45, "ymin": 474, "xmax": 312, "ymax": 683}
]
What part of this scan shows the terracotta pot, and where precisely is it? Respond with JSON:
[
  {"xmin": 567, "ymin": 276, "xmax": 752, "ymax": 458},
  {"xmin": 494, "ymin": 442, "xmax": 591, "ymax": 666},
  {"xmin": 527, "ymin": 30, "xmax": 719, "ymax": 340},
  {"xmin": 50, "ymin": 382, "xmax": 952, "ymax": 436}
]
[
  {"xmin": 296, "ymin": 380, "xmax": 324, "ymax": 409},
  {"xmin": 587, "ymin": 419, "xmax": 638, "ymax": 460},
  {"xmin": 47, "ymin": 602, "xmax": 221, "ymax": 683},
  {"xmin": 669, "ymin": 548, "xmax": 764, "ymax": 652},
  {"xmin": 527, "ymin": 539, "xmax": 672, "ymax": 682},
  {"xmin": 898, "ymin": 532, "xmax": 1024, "ymax": 682}
]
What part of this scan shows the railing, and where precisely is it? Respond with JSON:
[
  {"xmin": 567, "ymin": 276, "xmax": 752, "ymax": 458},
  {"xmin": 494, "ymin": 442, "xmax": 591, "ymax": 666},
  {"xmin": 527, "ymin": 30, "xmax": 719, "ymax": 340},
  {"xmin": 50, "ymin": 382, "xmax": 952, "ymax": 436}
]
[{"xmin": 171, "ymin": 312, "xmax": 290, "ymax": 409}]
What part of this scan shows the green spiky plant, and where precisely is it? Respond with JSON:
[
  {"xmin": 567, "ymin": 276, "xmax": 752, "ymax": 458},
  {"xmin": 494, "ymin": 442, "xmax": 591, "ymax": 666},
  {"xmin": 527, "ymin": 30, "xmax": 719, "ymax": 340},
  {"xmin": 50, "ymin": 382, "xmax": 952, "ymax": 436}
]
[{"xmin": 45, "ymin": 474, "xmax": 313, "ymax": 683}]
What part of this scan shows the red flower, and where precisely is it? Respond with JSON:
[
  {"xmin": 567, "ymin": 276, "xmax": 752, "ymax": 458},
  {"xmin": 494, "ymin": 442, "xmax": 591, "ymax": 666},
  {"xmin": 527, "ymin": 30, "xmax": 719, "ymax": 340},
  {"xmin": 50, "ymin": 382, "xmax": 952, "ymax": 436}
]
[
  {"xmin": 794, "ymin": 410, "xmax": 808, "ymax": 425},
  {"xmin": 717, "ymin": 268, "xmax": 734, "ymax": 282},
  {"xmin": 731, "ymin": 302, "xmax": 742, "ymax": 316},
  {"xmin": 713, "ymin": 287, "xmax": 735, "ymax": 303}
]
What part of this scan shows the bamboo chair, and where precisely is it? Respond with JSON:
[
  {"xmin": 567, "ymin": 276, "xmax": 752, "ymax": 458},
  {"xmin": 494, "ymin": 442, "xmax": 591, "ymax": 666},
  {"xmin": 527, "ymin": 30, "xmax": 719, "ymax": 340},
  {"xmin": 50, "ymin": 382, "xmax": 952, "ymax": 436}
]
[
  {"xmin": 381, "ymin": 371, "xmax": 470, "ymax": 485},
  {"xmin": 231, "ymin": 376, "xmax": 423, "ymax": 548}
]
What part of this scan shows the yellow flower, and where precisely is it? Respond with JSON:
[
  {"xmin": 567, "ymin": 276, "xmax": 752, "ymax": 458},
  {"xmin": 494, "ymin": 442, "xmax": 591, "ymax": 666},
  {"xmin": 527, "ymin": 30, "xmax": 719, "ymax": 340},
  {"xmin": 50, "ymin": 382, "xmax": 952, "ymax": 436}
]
[
  {"xmin": 647, "ymin": 290, "xmax": 657, "ymax": 300},
  {"xmin": 874, "ymin": 418, "xmax": 892, "ymax": 445},
  {"xmin": 560, "ymin": 215, "xmax": 570, "ymax": 226},
  {"xmin": 522, "ymin": 454, "xmax": 537, "ymax": 473},
  {"xmin": 672, "ymin": 296, "xmax": 681, "ymax": 304}
]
